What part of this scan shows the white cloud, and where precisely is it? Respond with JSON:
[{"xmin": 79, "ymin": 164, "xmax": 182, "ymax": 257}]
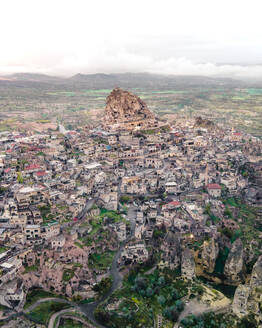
[
  {"xmin": 0, "ymin": 0, "xmax": 262, "ymax": 78},
  {"xmin": 2, "ymin": 51, "xmax": 262, "ymax": 79}
]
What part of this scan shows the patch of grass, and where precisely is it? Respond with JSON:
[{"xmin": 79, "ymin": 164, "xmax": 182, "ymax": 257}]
[
  {"xmin": 79, "ymin": 297, "xmax": 95, "ymax": 304},
  {"xmin": 0, "ymin": 247, "xmax": 7, "ymax": 254},
  {"xmin": 74, "ymin": 241, "xmax": 84, "ymax": 249},
  {"xmin": 100, "ymin": 208, "xmax": 126, "ymax": 223},
  {"xmin": 29, "ymin": 301, "xmax": 70, "ymax": 325},
  {"xmin": 24, "ymin": 288, "xmax": 61, "ymax": 309},
  {"xmin": 38, "ymin": 204, "xmax": 54, "ymax": 223},
  {"xmin": 59, "ymin": 318, "xmax": 85, "ymax": 327},
  {"xmin": 63, "ymin": 269, "xmax": 75, "ymax": 282},
  {"xmin": 72, "ymin": 263, "xmax": 83, "ymax": 268},
  {"xmin": 23, "ymin": 264, "xmax": 39, "ymax": 274},
  {"xmin": 88, "ymin": 250, "xmax": 116, "ymax": 270},
  {"xmin": 0, "ymin": 304, "xmax": 9, "ymax": 312}
]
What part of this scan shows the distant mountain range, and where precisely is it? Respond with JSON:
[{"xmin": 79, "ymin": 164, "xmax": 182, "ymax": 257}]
[{"xmin": 0, "ymin": 72, "xmax": 247, "ymax": 90}]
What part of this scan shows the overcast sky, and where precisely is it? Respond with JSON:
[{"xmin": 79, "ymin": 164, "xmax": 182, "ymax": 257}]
[{"xmin": 1, "ymin": 0, "xmax": 262, "ymax": 78}]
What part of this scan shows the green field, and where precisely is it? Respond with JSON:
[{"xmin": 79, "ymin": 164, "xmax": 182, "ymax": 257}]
[{"xmin": 28, "ymin": 301, "xmax": 70, "ymax": 325}]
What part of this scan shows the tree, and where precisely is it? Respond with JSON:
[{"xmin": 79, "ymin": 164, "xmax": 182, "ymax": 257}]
[
  {"xmin": 146, "ymin": 287, "xmax": 154, "ymax": 297},
  {"xmin": 163, "ymin": 306, "xmax": 179, "ymax": 322},
  {"xmin": 17, "ymin": 172, "xmax": 23, "ymax": 184},
  {"xmin": 158, "ymin": 276, "xmax": 165, "ymax": 286},
  {"xmin": 222, "ymin": 227, "xmax": 233, "ymax": 239},
  {"xmin": 181, "ymin": 315, "xmax": 197, "ymax": 326},
  {"xmin": 134, "ymin": 276, "xmax": 146, "ymax": 290},
  {"xmin": 239, "ymin": 314, "xmax": 257, "ymax": 328},
  {"xmin": 120, "ymin": 195, "xmax": 131, "ymax": 204},
  {"xmin": 224, "ymin": 207, "xmax": 233, "ymax": 218},
  {"xmin": 94, "ymin": 308, "xmax": 110, "ymax": 325},
  {"xmin": 157, "ymin": 295, "xmax": 166, "ymax": 305},
  {"xmin": 93, "ymin": 277, "xmax": 112, "ymax": 296},
  {"xmin": 175, "ymin": 299, "xmax": 185, "ymax": 312},
  {"xmin": 172, "ymin": 289, "xmax": 181, "ymax": 300}
]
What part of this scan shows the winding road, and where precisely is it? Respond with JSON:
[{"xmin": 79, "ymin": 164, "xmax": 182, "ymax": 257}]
[
  {"xmin": 0, "ymin": 202, "xmax": 136, "ymax": 328},
  {"xmin": 79, "ymin": 204, "xmax": 137, "ymax": 328},
  {"xmin": 48, "ymin": 308, "xmax": 75, "ymax": 328}
]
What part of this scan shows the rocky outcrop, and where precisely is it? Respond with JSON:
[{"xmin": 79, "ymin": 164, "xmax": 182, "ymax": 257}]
[
  {"xmin": 224, "ymin": 239, "xmax": 244, "ymax": 284},
  {"xmin": 194, "ymin": 116, "xmax": 215, "ymax": 130},
  {"xmin": 181, "ymin": 248, "xmax": 195, "ymax": 279},
  {"xmin": 244, "ymin": 187, "xmax": 262, "ymax": 205},
  {"xmin": 232, "ymin": 256, "xmax": 262, "ymax": 323},
  {"xmin": 160, "ymin": 229, "xmax": 181, "ymax": 269},
  {"xmin": 247, "ymin": 287, "xmax": 262, "ymax": 323},
  {"xmin": 232, "ymin": 284, "xmax": 250, "ymax": 317},
  {"xmin": 103, "ymin": 88, "xmax": 159, "ymax": 131},
  {"xmin": 201, "ymin": 238, "xmax": 219, "ymax": 273},
  {"xmin": 250, "ymin": 255, "xmax": 262, "ymax": 287}
]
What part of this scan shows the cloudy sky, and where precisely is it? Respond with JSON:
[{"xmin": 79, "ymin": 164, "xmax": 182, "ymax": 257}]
[{"xmin": 1, "ymin": 0, "xmax": 262, "ymax": 78}]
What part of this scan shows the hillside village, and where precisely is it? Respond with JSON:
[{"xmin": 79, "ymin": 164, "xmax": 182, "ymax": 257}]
[{"xmin": 0, "ymin": 89, "xmax": 261, "ymax": 327}]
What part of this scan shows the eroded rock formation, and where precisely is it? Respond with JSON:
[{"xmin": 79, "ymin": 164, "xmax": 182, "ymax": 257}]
[
  {"xmin": 250, "ymin": 255, "xmax": 262, "ymax": 287},
  {"xmin": 224, "ymin": 239, "xmax": 244, "ymax": 284},
  {"xmin": 201, "ymin": 238, "xmax": 219, "ymax": 273},
  {"xmin": 181, "ymin": 248, "xmax": 195, "ymax": 279},
  {"xmin": 103, "ymin": 88, "xmax": 160, "ymax": 131},
  {"xmin": 232, "ymin": 284, "xmax": 250, "ymax": 317},
  {"xmin": 233, "ymin": 255, "xmax": 262, "ymax": 323},
  {"xmin": 194, "ymin": 116, "xmax": 215, "ymax": 130}
]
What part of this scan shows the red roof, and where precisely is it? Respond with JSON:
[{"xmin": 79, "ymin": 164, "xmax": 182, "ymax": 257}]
[
  {"xmin": 35, "ymin": 171, "xmax": 47, "ymax": 177},
  {"xmin": 207, "ymin": 183, "xmax": 221, "ymax": 190},
  {"xmin": 4, "ymin": 168, "xmax": 11, "ymax": 174},
  {"xmin": 169, "ymin": 201, "xmax": 181, "ymax": 206},
  {"xmin": 25, "ymin": 164, "xmax": 40, "ymax": 171},
  {"xmin": 163, "ymin": 201, "xmax": 181, "ymax": 209},
  {"xmin": 233, "ymin": 132, "xmax": 242, "ymax": 136}
]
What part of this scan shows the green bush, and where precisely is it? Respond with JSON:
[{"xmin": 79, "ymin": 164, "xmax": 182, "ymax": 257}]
[{"xmin": 93, "ymin": 277, "xmax": 112, "ymax": 297}]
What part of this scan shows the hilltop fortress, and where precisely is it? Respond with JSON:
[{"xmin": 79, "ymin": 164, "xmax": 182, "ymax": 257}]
[{"xmin": 103, "ymin": 88, "xmax": 168, "ymax": 132}]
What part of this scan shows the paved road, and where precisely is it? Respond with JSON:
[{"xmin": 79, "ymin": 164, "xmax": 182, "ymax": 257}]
[
  {"xmin": 55, "ymin": 314, "xmax": 94, "ymax": 328},
  {"xmin": 79, "ymin": 205, "xmax": 137, "ymax": 328},
  {"xmin": 49, "ymin": 307, "xmax": 75, "ymax": 328},
  {"xmin": 24, "ymin": 297, "xmax": 74, "ymax": 313}
]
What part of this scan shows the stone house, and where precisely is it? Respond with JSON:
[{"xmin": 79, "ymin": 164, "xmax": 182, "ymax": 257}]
[
  {"xmin": 110, "ymin": 222, "xmax": 126, "ymax": 242},
  {"xmin": 220, "ymin": 175, "xmax": 237, "ymax": 191},
  {"xmin": 207, "ymin": 184, "xmax": 222, "ymax": 198},
  {"xmin": 121, "ymin": 242, "xmax": 148, "ymax": 264},
  {"xmin": 51, "ymin": 234, "xmax": 66, "ymax": 250},
  {"xmin": 23, "ymin": 224, "xmax": 42, "ymax": 245}
]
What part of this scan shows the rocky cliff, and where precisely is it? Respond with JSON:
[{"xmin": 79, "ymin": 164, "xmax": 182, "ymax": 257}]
[
  {"xmin": 181, "ymin": 248, "xmax": 195, "ymax": 279},
  {"xmin": 250, "ymin": 255, "xmax": 262, "ymax": 287},
  {"xmin": 103, "ymin": 88, "xmax": 159, "ymax": 131},
  {"xmin": 201, "ymin": 238, "xmax": 219, "ymax": 273},
  {"xmin": 232, "ymin": 255, "xmax": 262, "ymax": 323},
  {"xmin": 224, "ymin": 239, "xmax": 244, "ymax": 284}
]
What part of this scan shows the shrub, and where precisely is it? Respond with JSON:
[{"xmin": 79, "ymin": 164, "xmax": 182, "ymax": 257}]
[{"xmin": 157, "ymin": 295, "xmax": 166, "ymax": 305}]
